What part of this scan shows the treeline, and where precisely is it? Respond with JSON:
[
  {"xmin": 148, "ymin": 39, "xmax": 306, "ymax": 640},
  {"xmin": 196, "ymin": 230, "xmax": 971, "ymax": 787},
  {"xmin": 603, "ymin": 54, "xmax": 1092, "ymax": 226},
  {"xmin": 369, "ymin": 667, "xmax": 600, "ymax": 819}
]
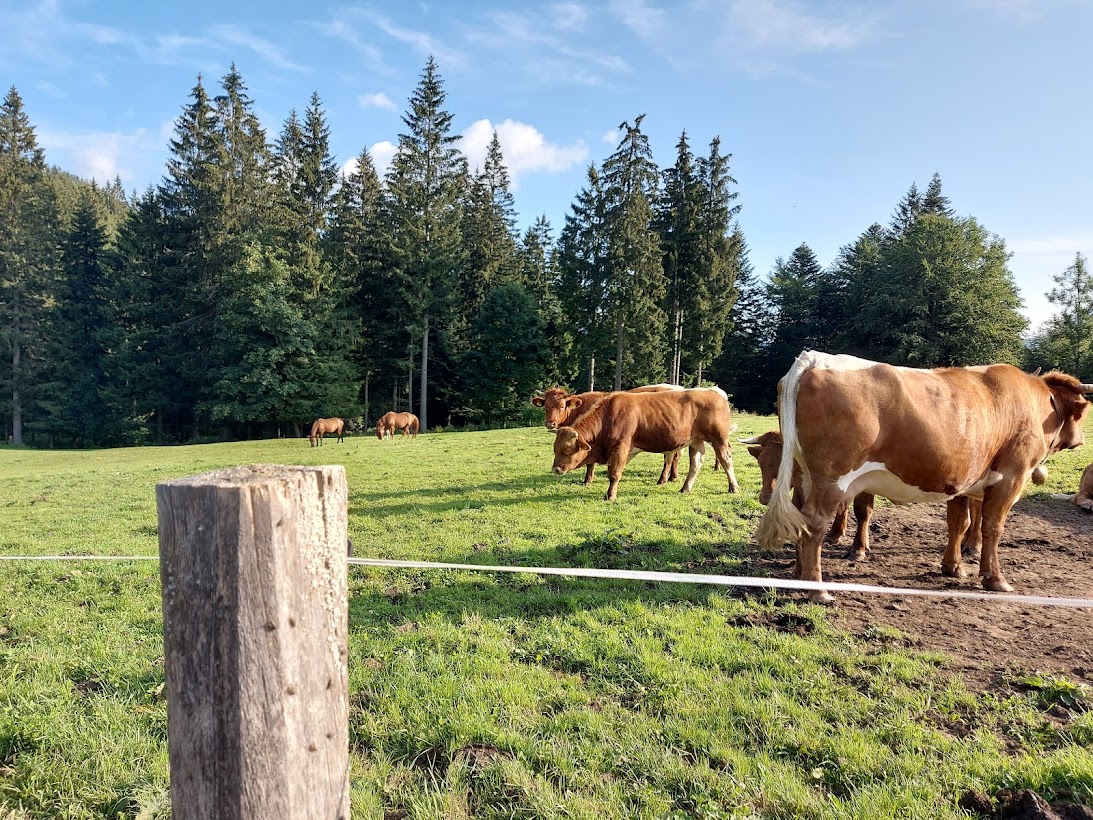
[{"xmin": 2, "ymin": 59, "xmax": 1091, "ymax": 447}]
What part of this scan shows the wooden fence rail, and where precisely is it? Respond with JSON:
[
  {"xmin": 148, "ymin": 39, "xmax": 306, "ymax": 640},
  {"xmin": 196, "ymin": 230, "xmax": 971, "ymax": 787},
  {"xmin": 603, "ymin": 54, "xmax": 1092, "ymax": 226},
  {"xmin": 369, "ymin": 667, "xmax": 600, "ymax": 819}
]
[{"xmin": 156, "ymin": 465, "xmax": 350, "ymax": 819}]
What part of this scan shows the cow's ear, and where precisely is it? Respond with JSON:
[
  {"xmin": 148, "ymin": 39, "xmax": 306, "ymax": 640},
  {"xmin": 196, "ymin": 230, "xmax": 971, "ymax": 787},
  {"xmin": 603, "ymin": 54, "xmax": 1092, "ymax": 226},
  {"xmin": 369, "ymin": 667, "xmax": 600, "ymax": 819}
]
[
  {"xmin": 747, "ymin": 445, "xmax": 762, "ymax": 459},
  {"xmin": 531, "ymin": 396, "xmax": 545, "ymax": 407},
  {"xmin": 577, "ymin": 437, "xmax": 591, "ymax": 453},
  {"xmin": 565, "ymin": 397, "xmax": 583, "ymax": 410}
]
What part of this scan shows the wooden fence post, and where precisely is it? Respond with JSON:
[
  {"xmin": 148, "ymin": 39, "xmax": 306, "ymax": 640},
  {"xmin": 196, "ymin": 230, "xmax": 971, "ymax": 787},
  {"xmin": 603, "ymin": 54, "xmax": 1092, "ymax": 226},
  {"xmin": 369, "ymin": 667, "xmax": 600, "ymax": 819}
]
[{"xmin": 156, "ymin": 465, "xmax": 350, "ymax": 819}]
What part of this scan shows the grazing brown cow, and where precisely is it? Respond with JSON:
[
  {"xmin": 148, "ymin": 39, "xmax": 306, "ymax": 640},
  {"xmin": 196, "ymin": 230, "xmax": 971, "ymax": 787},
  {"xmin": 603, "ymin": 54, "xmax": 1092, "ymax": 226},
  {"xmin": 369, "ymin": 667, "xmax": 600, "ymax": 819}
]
[
  {"xmin": 755, "ymin": 351, "xmax": 1091, "ymax": 601},
  {"xmin": 551, "ymin": 389, "xmax": 740, "ymax": 501},
  {"xmin": 1074, "ymin": 463, "xmax": 1093, "ymax": 512},
  {"xmin": 533, "ymin": 384, "xmax": 724, "ymax": 484},
  {"xmin": 376, "ymin": 411, "xmax": 419, "ymax": 440},
  {"xmin": 309, "ymin": 417, "xmax": 357, "ymax": 447}
]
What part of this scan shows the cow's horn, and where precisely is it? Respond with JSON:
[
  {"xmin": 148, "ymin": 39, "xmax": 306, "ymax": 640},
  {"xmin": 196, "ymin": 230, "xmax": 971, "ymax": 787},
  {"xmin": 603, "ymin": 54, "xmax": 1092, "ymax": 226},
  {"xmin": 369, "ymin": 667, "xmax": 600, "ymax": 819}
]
[{"xmin": 737, "ymin": 435, "xmax": 761, "ymax": 444}]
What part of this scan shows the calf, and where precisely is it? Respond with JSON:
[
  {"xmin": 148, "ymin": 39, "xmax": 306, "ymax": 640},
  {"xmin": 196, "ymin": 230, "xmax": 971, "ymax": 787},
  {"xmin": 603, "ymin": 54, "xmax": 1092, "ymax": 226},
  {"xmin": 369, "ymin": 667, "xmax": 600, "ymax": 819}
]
[{"xmin": 551, "ymin": 389, "xmax": 740, "ymax": 501}]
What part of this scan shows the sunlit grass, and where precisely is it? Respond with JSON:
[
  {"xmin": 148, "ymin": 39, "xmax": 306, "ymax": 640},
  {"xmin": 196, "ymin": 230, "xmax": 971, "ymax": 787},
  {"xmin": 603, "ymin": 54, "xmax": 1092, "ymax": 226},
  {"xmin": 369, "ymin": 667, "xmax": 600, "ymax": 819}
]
[{"xmin": 1, "ymin": 416, "xmax": 1091, "ymax": 818}]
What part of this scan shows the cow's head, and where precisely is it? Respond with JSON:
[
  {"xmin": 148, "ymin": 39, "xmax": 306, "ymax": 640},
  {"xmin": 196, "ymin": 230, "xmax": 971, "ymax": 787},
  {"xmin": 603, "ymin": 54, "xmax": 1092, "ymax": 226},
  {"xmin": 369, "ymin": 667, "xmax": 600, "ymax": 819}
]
[
  {"xmin": 534, "ymin": 387, "xmax": 583, "ymax": 431},
  {"xmin": 375, "ymin": 423, "xmax": 386, "ymax": 440},
  {"xmin": 1043, "ymin": 372, "xmax": 1093, "ymax": 452},
  {"xmin": 552, "ymin": 427, "xmax": 591, "ymax": 475},
  {"xmin": 343, "ymin": 418, "xmax": 358, "ymax": 433},
  {"xmin": 739, "ymin": 431, "xmax": 783, "ymax": 505}
]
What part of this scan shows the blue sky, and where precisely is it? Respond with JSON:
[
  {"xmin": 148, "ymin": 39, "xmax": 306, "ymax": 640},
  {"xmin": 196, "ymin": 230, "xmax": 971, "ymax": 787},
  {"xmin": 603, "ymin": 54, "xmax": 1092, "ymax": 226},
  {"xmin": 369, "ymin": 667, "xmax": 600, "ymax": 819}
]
[{"xmin": 3, "ymin": 0, "xmax": 1091, "ymax": 330}]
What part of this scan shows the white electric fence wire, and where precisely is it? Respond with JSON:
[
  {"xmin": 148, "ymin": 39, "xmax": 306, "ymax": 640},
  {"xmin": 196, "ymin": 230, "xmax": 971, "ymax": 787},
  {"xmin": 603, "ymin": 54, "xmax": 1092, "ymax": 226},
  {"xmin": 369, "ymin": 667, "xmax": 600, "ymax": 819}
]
[{"xmin": 2, "ymin": 554, "xmax": 1091, "ymax": 609}]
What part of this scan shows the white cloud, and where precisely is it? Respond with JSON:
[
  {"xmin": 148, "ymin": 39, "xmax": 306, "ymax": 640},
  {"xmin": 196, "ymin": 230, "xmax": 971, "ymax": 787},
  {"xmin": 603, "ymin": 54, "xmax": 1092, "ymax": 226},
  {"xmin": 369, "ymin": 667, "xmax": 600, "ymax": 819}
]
[
  {"xmin": 602, "ymin": 128, "xmax": 619, "ymax": 145},
  {"xmin": 551, "ymin": 2, "xmax": 590, "ymax": 30},
  {"xmin": 358, "ymin": 92, "xmax": 397, "ymax": 111},
  {"xmin": 364, "ymin": 13, "xmax": 464, "ymax": 69},
  {"xmin": 369, "ymin": 140, "xmax": 398, "ymax": 179},
  {"xmin": 727, "ymin": 0, "xmax": 875, "ymax": 54},
  {"xmin": 38, "ymin": 128, "xmax": 153, "ymax": 184},
  {"xmin": 208, "ymin": 24, "xmax": 310, "ymax": 72},
  {"xmin": 609, "ymin": 0, "xmax": 667, "ymax": 39},
  {"xmin": 460, "ymin": 119, "xmax": 588, "ymax": 188}
]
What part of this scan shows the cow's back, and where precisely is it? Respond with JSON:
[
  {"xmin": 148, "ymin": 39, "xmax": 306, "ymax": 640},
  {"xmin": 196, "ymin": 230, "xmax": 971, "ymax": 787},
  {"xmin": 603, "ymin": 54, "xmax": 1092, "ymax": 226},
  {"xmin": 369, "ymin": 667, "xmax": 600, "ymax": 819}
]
[{"xmin": 578, "ymin": 388, "xmax": 731, "ymax": 452}]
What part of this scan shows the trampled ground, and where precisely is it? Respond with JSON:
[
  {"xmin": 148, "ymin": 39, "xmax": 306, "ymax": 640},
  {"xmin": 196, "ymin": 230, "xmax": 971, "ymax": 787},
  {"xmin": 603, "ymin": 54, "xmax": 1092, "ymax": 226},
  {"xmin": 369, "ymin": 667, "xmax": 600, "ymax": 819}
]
[{"xmin": 749, "ymin": 496, "xmax": 1093, "ymax": 693}]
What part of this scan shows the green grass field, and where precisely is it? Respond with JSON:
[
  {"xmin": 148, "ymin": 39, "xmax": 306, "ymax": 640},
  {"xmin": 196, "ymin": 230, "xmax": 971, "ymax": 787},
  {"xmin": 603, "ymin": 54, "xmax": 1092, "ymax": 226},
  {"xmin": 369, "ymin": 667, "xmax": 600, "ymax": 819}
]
[{"xmin": 1, "ymin": 417, "xmax": 1091, "ymax": 819}]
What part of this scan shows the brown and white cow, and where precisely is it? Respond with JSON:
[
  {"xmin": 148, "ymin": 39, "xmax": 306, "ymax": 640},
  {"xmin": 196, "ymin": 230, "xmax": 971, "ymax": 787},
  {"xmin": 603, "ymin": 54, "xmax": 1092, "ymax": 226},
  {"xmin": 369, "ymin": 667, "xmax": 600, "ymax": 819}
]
[
  {"xmin": 1074, "ymin": 463, "xmax": 1093, "ymax": 512},
  {"xmin": 551, "ymin": 388, "xmax": 740, "ymax": 501},
  {"xmin": 533, "ymin": 384, "xmax": 688, "ymax": 484},
  {"xmin": 740, "ymin": 429, "xmax": 1039, "ymax": 570},
  {"xmin": 754, "ymin": 351, "xmax": 1091, "ymax": 601}
]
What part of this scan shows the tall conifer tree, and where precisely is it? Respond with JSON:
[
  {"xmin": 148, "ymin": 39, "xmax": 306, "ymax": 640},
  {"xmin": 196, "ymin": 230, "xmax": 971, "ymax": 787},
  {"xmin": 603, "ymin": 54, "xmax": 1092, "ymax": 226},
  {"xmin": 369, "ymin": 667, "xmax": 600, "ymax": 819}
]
[
  {"xmin": 0, "ymin": 87, "xmax": 60, "ymax": 445},
  {"xmin": 386, "ymin": 57, "xmax": 467, "ymax": 429}
]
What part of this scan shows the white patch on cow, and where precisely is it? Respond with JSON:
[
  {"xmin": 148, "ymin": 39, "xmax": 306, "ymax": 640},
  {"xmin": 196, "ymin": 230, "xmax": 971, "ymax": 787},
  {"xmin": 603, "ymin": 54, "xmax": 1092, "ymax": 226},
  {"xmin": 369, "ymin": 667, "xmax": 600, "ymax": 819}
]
[
  {"xmin": 800, "ymin": 350, "xmax": 930, "ymax": 375},
  {"xmin": 835, "ymin": 461, "xmax": 951, "ymax": 504},
  {"xmin": 962, "ymin": 470, "xmax": 1004, "ymax": 499}
]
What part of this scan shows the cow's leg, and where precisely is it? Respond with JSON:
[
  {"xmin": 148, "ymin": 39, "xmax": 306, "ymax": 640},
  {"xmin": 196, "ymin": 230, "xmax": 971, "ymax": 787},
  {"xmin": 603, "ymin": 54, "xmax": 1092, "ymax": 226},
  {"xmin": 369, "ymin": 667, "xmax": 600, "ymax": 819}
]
[
  {"xmin": 710, "ymin": 440, "xmax": 739, "ymax": 493},
  {"xmin": 939, "ymin": 494, "xmax": 974, "ymax": 577},
  {"xmin": 798, "ymin": 485, "xmax": 843, "ymax": 603},
  {"xmin": 846, "ymin": 493, "xmax": 874, "ymax": 561},
  {"xmin": 961, "ymin": 499, "xmax": 983, "ymax": 559},
  {"xmin": 943, "ymin": 497, "xmax": 972, "ymax": 578},
  {"xmin": 658, "ymin": 451, "xmax": 678, "ymax": 485},
  {"xmin": 825, "ymin": 504, "xmax": 849, "ymax": 545},
  {"xmin": 977, "ymin": 481, "xmax": 1023, "ymax": 592},
  {"xmin": 604, "ymin": 448, "xmax": 628, "ymax": 501},
  {"xmin": 680, "ymin": 445, "xmax": 704, "ymax": 493},
  {"xmin": 583, "ymin": 463, "xmax": 596, "ymax": 486}
]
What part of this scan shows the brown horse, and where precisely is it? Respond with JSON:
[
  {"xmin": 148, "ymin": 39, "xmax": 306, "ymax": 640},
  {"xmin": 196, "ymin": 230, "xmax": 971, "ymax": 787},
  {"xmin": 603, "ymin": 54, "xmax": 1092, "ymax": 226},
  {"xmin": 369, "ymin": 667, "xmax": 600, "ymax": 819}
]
[
  {"xmin": 309, "ymin": 417, "xmax": 357, "ymax": 447},
  {"xmin": 375, "ymin": 411, "xmax": 419, "ymax": 440}
]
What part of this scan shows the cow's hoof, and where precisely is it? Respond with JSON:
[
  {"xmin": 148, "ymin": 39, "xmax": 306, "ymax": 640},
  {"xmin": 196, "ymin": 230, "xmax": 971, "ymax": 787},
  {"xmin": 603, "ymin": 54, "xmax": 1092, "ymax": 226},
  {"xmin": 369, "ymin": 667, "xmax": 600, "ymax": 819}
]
[
  {"xmin": 982, "ymin": 576, "xmax": 1014, "ymax": 593},
  {"xmin": 1079, "ymin": 500, "xmax": 1093, "ymax": 512},
  {"xmin": 656, "ymin": 478, "xmax": 668, "ymax": 486},
  {"xmin": 808, "ymin": 590, "xmax": 835, "ymax": 605},
  {"xmin": 941, "ymin": 562, "xmax": 968, "ymax": 579},
  {"xmin": 845, "ymin": 548, "xmax": 868, "ymax": 561}
]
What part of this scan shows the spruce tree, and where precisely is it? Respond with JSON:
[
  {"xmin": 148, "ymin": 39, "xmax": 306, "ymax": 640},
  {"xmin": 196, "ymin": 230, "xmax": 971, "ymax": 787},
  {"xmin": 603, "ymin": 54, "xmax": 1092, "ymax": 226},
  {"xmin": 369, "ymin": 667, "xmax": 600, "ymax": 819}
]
[
  {"xmin": 0, "ymin": 87, "xmax": 60, "ymax": 445},
  {"xmin": 556, "ymin": 165, "xmax": 612, "ymax": 389},
  {"xmin": 386, "ymin": 57, "xmax": 467, "ymax": 430},
  {"xmin": 48, "ymin": 188, "xmax": 110, "ymax": 445},
  {"xmin": 765, "ymin": 243, "xmax": 825, "ymax": 374},
  {"xmin": 601, "ymin": 115, "xmax": 666, "ymax": 387}
]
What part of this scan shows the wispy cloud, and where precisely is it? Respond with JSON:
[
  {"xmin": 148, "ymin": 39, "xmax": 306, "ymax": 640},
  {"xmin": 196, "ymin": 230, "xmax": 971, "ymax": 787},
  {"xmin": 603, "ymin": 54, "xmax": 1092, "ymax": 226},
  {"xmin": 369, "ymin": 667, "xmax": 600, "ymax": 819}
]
[
  {"xmin": 37, "ymin": 127, "xmax": 157, "ymax": 184},
  {"xmin": 727, "ymin": 0, "xmax": 877, "ymax": 55},
  {"xmin": 360, "ymin": 11, "xmax": 465, "ymax": 69},
  {"xmin": 602, "ymin": 128, "xmax": 619, "ymax": 145},
  {"xmin": 358, "ymin": 92, "xmax": 397, "ymax": 111},
  {"xmin": 460, "ymin": 118, "xmax": 588, "ymax": 188},
  {"xmin": 609, "ymin": 0, "xmax": 668, "ymax": 39},
  {"xmin": 208, "ymin": 24, "xmax": 310, "ymax": 72},
  {"xmin": 311, "ymin": 17, "xmax": 393, "ymax": 76},
  {"xmin": 551, "ymin": 2, "xmax": 590, "ymax": 30}
]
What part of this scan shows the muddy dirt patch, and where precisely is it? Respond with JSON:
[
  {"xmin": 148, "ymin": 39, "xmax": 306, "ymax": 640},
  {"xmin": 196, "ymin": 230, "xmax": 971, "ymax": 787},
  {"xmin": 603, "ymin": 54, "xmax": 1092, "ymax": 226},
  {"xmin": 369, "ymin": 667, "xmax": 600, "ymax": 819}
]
[{"xmin": 750, "ymin": 497, "xmax": 1093, "ymax": 692}]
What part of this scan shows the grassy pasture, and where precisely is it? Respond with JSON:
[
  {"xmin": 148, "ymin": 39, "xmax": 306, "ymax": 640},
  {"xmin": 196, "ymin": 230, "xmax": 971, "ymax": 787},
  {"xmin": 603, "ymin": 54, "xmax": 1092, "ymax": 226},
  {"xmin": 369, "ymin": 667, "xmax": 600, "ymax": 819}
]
[{"xmin": 0, "ymin": 416, "xmax": 1091, "ymax": 819}]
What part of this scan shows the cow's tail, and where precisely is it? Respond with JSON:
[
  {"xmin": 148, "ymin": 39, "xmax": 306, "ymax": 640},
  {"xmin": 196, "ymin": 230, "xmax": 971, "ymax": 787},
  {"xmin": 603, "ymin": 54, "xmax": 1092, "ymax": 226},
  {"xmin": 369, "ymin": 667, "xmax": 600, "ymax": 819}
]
[{"xmin": 754, "ymin": 353, "xmax": 814, "ymax": 549}]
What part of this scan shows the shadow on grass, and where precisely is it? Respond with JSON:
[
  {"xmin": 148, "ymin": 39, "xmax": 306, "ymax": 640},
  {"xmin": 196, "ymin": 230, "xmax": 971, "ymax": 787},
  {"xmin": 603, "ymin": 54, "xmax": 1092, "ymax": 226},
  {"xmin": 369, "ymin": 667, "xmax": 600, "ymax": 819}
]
[{"xmin": 346, "ymin": 530, "xmax": 781, "ymax": 633}]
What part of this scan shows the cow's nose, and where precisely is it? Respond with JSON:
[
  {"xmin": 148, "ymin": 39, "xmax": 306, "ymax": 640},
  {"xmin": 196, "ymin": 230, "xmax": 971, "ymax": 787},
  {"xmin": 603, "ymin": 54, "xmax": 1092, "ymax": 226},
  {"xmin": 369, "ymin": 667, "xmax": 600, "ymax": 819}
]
[
  {"xmin": 759, "ymin": 491, "xmax": 772, "ymax": 505},
  {"xmin": 553, "ymin": 466, "xmax": 564, "ymax": 475},
  {"xmin": 545, "ymin": 423, "xmax": 557, "ymax": 431}
]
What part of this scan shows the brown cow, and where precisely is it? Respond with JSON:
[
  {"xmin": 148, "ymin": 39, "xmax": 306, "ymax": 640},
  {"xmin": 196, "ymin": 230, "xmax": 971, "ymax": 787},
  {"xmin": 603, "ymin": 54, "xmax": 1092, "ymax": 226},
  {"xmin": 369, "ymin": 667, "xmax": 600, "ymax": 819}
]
[
  {"xmin": 740, "ymin": 429, "xmax": 1036, "ymax": 571},
  {"xmin": 551, "ymin": 389, "xmax": 740, "ymax": 501},
  {"xmin": 376, "ymin": 411, "xmax": 419, "ymax": 440},
  {"xmin": 1074, "ymin": 463, "xmax": 1093, "ymax": 512},
  {"xmin": 534, "ymin": 384, "xmax": 686, "ymax": 484},
  {"xmin": 755, "ymin": 351, "xmax": 1091, "ymax": 601},
  {"xmin": 309, "ymin": 417, "xmax": 357, "ymax": 447},
  {"xmin": 741, "ymin": 430, "xmax": 875, "ymax": 563}
]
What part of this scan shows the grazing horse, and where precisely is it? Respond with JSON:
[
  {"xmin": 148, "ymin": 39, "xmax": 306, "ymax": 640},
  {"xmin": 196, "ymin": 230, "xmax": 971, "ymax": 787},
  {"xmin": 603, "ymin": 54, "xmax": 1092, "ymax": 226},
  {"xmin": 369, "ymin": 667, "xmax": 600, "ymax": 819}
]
[
  {"xmin": 309, "ymin": 417, "xmax": 357, "ymax": 447},
  {"xmin": 376, "ymin": 411, "xmax": 419, "ymax": 440}
]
